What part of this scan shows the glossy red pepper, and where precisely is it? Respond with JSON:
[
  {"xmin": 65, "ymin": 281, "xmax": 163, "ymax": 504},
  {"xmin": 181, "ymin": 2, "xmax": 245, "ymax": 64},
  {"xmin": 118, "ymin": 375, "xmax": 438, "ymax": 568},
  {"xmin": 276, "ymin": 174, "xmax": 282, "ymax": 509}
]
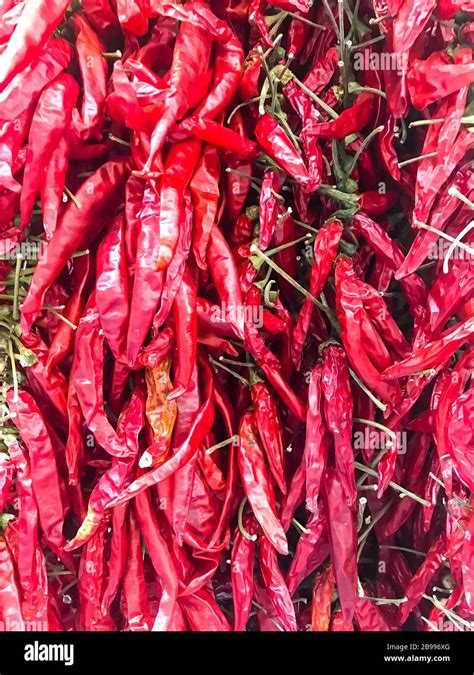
[{"xmin": 238, "ymin": 411, "xmax": 288, "ymax": 555}]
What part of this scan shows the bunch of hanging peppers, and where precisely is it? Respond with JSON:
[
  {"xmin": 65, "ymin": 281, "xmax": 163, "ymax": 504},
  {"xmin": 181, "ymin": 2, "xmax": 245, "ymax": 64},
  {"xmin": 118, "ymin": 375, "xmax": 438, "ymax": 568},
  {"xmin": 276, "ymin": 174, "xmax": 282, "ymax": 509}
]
[{"xmin": 0, "ymin": 0, "xmax": 473, "ymax": 632}]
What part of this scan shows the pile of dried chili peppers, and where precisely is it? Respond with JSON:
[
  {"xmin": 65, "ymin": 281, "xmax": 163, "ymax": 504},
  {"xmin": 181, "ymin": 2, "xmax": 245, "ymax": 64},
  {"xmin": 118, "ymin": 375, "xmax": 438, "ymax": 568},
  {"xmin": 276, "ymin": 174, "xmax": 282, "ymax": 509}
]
[{"xmin": 0, "ymin": 0, "xmax": 473, "ymax": 633}]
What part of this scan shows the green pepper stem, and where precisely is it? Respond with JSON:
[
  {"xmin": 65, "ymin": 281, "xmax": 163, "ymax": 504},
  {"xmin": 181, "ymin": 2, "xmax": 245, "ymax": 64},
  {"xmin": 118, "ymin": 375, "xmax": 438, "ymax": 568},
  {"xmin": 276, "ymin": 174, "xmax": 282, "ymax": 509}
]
[
  {"xmin": 398, "ymin": 151, "xmax": 438, "ymax": 168},
  {"xmin": 347, "ymin": 125, "xmax": 384, "ymax": 176},
  {"xmin": 351, "ymin": 34, "xmax": 385, "ymax": 50},
  {"xmin": 219, "ymin": 357, "xmax": 254, "ymax": 369},
  {"xmin": 354, "ymin": 461, "xmax": 431, "ymax": 506},
  {"xmin": 7, "ymin": 340, "xmax": 18, "ymax": 402},
  {"xmin": 291, "ymin": 74, "xmax": 339, "ymax": 120},
  {"xmin": 63, "ymin": 185, "xmax": 81, "ymax": 209},
  {"xmin": 442, "ymin": 218, "xmax": 474, "ymax": 274},
  {"xmin": 12, "ymin": 255, "xmax": 22, "ymax": 321},
  {"xmin": 353, "ymin": 417, "xmax": 397, "ymax": 445},
  {"xmin": 250, "ymin": 245, "xmax": 325, "ymax": 310},
  {"xmin": 44, "ymin": 307, "xmax": 78, "ymax": 331},
  {"xmin": 264, "ymin": 232, "xmax": 312, "ymax": 258},
  {"xmin": 349, "ymin": 368, "xmax": 387, "ymax": 411},
  {"xmin": 237, "ymin": 497, "xmax": 257, "ymax": 542},
  {"xmin": 208, "ymin": 355, "xmax": 250, "ymax": 387},
  {"xmin": 291, "ymin": 517, "xmax": 311, "ymax": 535},
  {"xmin": 351, "ymin": 85, "xmax": 387, "ymax": 99},
  {"xmin": 108, "ymin": 133, "xmax": 131, "ymax": 148},
  {"xmin": 448, "ymin": 186, "xmax": 474, "ymax": 210},
  {"xmin": 205, "ymin": 435, "xmax": 238, "ymax": 455},
  {"xmin": 414, "ymin": 220, "xmax": 474, "ymax": 256},
  {"xmin": 227, "ymin": 96, "xmax": 263, "ymax": 124},
  {"xmin": 380, "ymin": 544, "xmax": 426, "ymax": 557}
]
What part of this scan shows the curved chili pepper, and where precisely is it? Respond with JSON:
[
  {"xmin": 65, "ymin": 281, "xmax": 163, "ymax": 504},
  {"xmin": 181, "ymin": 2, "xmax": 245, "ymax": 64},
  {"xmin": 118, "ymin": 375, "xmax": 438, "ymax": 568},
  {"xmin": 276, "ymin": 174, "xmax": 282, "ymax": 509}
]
[
  {"xmin": 283, "ymin": 217, "xmax": 339, "ymax": 368},
  {"xmin": 307, "ymin": 93, "xmax": 376, "ymax": 140},
  {"xmin": 134, "ymin": 491, "xmax": 178, "ymax": 631},
  {"xmin": 355, "ymin": 279, "xmax": 410, "ymax": 358},
  {"xmin": 20, "ymin": 73, "xmax": 79, "ymax": 228},
  {"xmin": 335, "ymin": 257, "xmax": 400, "ymax": 408},
  {"xmin": 8, "ymin": 441, "xmax": 49, "ymax": 624},
  {"xmin": 398, "ymin": 535, "xmax": 446, "ymax": 626},
  {"xmin": 66, "ymin": 385, "xmax": 145, "ymax": 549},
  {"xmin": 251, "ymin": 377, "xmax": 286, "ymax": 494},
  {"xmin": 0, "ymin": 0, "xmax": 70, "ymax": 89},
  {"xmin": 105, "ymin": 358, "xmax": 215, "ymax": 509},
  {"xmin": 383, "ymin": 317, "xmax": 474, "ymax": 380},
  {"xmin": 156, "ymin": 138, "xmax": 201, "ymax": 272},
  {"xmin": 40, "ymin": 134, "xmax": 70, "ymax": 239},
  {"xmin": 126, "ymin": 180, "xmax": 164, "ymax": 365},
  {"xmin": 45, "ymin": 253, "xmax": 93, "ymax": 372},
  {"xmin": 21, "ymin": 157, "xmax": 130, "ymax": 332},
  {"xmin": 259, "ymin": 535, "xmax": 297, "ymax": 631},
  {"xmin": 122, "ymin": 509, "xmax": 152, "ymax": 631},
  {"xmin": 70, "ymin": 13, "xmax": 107, "ymax": 140},
  {"xmin": 170, "ymin": 265, "xmax": 198, "ymax": 399},
  {"xmin": 238, "ymin": 410, "xmax": 288, "ymax": 555},
  {"xmin": 193, "ymin": 30, "xmax": 243, "ymax": 120},
  {"xmin": 191, "ymin": 145, "xmax": 220, "ymax": 269},
  {"xmin": 255, "ymin": 113, "xmax": 314, "ymax": 191},
  {"xmin": 139, "ymin": 20, "xmax": 212, "ymax": 175},
  {"xmin": 6, "ymin": 389, "xmax": 74, "ymax": 571},
  {"xmin": 286, "ymin": 510, "xmax": 329, "ymax": 597}
]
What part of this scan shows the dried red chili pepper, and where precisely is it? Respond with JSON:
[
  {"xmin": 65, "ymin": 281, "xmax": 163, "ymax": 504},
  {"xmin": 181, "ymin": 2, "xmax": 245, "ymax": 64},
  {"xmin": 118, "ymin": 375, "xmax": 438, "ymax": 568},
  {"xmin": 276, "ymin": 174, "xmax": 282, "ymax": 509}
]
[
  {"xmin": 77, "ymin": 519, "xmax": 115, "ymax": 630},
  {"xmin": 191, "ymin": 145, "xmax": 221, "ymax": 269},
  {"xmin": 255, "ymin": 113, "xmax": 315, "ymax": 191},
  {"xmin": 323, "ymin": 468, "xmax": 357, "ymax": 624},
  {"xmin": 398, "ymin": 535, "xmax": 446, "ymax": 625},
  {"xmin": 0, "ymin": 535, "xmax": 24, "ymax": 630},
  {"xmin": 96, "ymin": 213, "xmax": 129, "ymax": 361},
  {"xmin": 321, "ymin": 344, "xmax": 357, "ymax": 507},
  {"xmin": 21, "ymin": 157, "xmax": 130, "ymax": 332},
  {"xmin": 8, "ymin": 441, "xmax": 49, "ymax": 624},
  {"xmin": 259, "ymin": 536, "xmax": 297, "ymax": 631},
  {"xmin": 335, "ymin": 257, "xmax": 400, "ymax": 408},
  {"xmin": 70, "ymin": 13, "xmax": 107, "ymax": 140},
  {"xmin": 156, "ymin": 138, "xmax": 201, "ymax": 272},
  {"xmin": 311, "ymin": 564, "xmax": 335, "ymax": 632},
  {"xmin": 292, "ymin": 219, "xmax": 342, "ymax": 369},
  {"xmin": 104, "ymin": 358, "xmax": 215, "ymax": 509},
  {"xmin": 20, "ymin": 73, "xmax": 79, "ymax": 228},
  {"xmin": 231, "ymin": 515, "xmax": 257, "ymax": 631},
  {"xmin": 238, "ymin": 410, "xmax": 288, "ymax": 555},
  {"xmin": 6, "ymin": 389, "xmax": 74, "ymax": 570},
  {"xmin": 304, "ymin": 365, "xmax": 328, "ymax": 513},
  {"xmin": 383, "ymin": 317, "xmax": 474, "ymax": 380},
  {"xmin": 0, "ymin": 0, "xmax": 70, "ymax": 88},
  {"xmin": 171, "ymin": 265, "xmax": 198, "ymax": 398},
  {"xmin": 250, "ymin": 374, "xmax": 286, "ymax": 494}
]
